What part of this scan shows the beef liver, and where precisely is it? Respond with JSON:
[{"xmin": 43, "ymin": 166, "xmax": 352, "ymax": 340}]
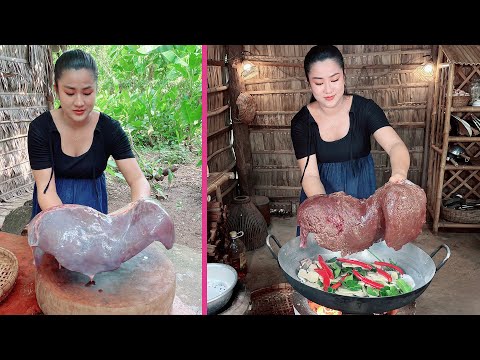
[
  {"xmin": 28, "ymin": 198, "xmax": 175, "ymax": 281},
  {"xmin": 297, "ymin": 181, "xmax": 426, "ymax": 255}
]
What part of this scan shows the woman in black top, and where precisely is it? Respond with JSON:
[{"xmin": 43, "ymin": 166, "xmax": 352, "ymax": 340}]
[
  {"xmin": 27, "ymin": 49, "xmax": 151, "ymax": 218},
  {"xmin": 291, "ymin": 45, "xmax": 410, "ymax": 235}
]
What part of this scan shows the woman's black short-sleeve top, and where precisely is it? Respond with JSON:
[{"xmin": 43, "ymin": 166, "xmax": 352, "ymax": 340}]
[
  {"xmin": 290, "ymin": 94, "xmax": 391, "ymax": 163},
  {"xmin": 27, "ymin": 111, "xmax": 134, "ymax": 179}
]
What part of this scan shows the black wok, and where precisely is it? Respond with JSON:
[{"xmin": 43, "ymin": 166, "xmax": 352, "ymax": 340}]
[{"xmin": 266, "ymin": 233, "xmax": 450, "ymax": 314}]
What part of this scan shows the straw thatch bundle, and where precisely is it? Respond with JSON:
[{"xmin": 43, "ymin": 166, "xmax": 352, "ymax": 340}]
[{"xmin": 0, "ymin": 45, "xmax": 53, "ymax": 202}]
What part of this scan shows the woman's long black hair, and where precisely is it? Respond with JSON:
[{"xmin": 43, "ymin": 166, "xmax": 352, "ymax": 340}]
[
  {"xmin": 300, "ymin": 45, "xmax": 350, "ymax": 184},
  {"xmin": 304, "ymin": 45, "xmax": 347, "ymax": 103},
  {"xmin": 54, "ymin": 49, "xmax": 98, "ymax": 86}
]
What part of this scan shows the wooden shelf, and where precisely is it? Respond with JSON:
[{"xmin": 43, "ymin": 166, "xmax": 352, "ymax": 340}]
[
  {"xmin": 445, "ymin": 165, "xmax": 480, "ymax": 170},
  {"xmin": 451, "ymin": 106, "xmax": 480, "ymax": 113},
  {"xmin": 438, "ymin": 221, "xmax": 480, "ymax": 229},
  {"xmin": 448, "ymin": 136, "xmax": 480, "ymax": 142},
  {"xmin": 426, "ymin": 45, "xmax": 480, "ymax": 234},
  {"xmin": 207, "ymin": 171, "xmax": 236, "ymax": 203}
]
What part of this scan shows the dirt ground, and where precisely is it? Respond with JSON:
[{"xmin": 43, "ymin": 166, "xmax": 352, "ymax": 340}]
[{"xmin": 106, "ymin": 162, "xmax": 202, "ymax": 252}]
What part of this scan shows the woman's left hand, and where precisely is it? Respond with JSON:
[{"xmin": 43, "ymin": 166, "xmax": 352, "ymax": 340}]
[{"xmin": 388, "ymin": 173, "xmax": 407, "ymax": 183}]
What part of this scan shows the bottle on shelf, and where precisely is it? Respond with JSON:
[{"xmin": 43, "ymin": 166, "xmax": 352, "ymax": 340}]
[{"xmin": 228, "ymin": 230, "xmax": 247, "ymax": 280}]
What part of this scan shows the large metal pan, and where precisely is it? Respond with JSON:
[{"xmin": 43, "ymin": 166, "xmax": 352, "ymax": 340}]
[{"xmin": 267, "ymin": 233, "xmax": 450, "ymax": 314}]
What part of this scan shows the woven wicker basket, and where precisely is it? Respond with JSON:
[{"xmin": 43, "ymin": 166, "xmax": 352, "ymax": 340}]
[
  {"xmin": 248, "ymin": 283, "xmax": 294, "ymax": 315},
  {"xmin": 0, "ymin": 247, "xmax": 19, "ymax": 303},
  {"xmin": 452, "ymin": 95, "xmax": 471, "ymax": 107},
  {"xmin": 442, "ymin": 203, "xmax": 480, "ymax": 224},
  {"xmin": 226, "ymin": 195, "xmax": 268, "ymax": 251},
  {"xmin": 236, "ymin": 92, "xmax": 256, "ymax": 124}
]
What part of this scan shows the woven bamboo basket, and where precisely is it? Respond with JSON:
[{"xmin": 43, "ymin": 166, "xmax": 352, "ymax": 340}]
[
  {"xmin": 236, "ymin": 92, "xmax": 256, "ymax": 124},
  {"xmin": 452, "ymin": 95, "xmax": 471, "ymax": 107},
  {"xmin": 442, "ymin": 203, "xmax": 480, "ymax": 224},
  {"xmin": 248, "ymin": 283, "xmax": 294, "ymax": 315},
  {"xmin": 226, "ymin": 195, "xmax": 268, "ymax": 250},
  {"xmin": 0, "ymin": 247, "xmax": 19, "ymax": 303}
]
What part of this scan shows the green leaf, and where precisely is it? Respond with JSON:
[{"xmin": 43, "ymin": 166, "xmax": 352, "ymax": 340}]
[
  {"xmin": 395, "ymin": 278, "xmax": 412, "ymax": 294},
  {"xmin": 343, "ymin": 279, "xmax": 361, "ymax": 291},
  {"xmin": 366, "ymin": 287, "xmax": 379, "ymax": 297},
  {"xmin": 161, "ymin": 50, "xmax": 176, "ymax": 63}
]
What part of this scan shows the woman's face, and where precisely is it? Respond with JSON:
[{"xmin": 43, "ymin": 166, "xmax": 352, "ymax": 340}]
[
  {"xmin": 55, "ymin": 68, "xmax": 96, "ymax": 123},
  {"xmin": 307, "ymin": 59, "xmax": 345, "ymax": 109}
]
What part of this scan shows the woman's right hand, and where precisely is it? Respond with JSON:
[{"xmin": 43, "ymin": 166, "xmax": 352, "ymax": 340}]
[{"xmin": 388, "ymin": 172, "xmax": 407, "ymax": 184}]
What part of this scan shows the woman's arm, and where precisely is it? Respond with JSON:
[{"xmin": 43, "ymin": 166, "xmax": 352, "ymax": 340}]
[
  {"xmin": 373, "ymin": 126, "xmax": 410, "ymax": 183},
  {"xmin": 31, "ymin": 168, "xmax": 63, "ymax": 211},
  {"xmin": 115, "ymin": 158, "xmax": 151, "ymax": 201},
  {"xmin": 297, "ymin": 153, "xmax": 326, "ymax": 196}
]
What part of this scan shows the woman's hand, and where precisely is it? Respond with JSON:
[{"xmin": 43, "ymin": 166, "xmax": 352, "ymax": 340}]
[{"xmin": 388, "ymin": 172, "xmax": 407, "ymax": 183}]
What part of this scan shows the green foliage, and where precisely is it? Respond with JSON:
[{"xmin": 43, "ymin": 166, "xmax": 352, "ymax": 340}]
[
  {"xmin": 55, "ymin": 45, "xmax": 202, "ymax": 192},
  {"xmin": 56, "ymin": 44, "xmax": 201, "ymax": 147}
]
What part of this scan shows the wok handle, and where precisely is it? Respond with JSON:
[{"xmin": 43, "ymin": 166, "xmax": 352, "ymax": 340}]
[
  {"xmin": 266, "ymin": 234, "xmax": 282, "ymax": 260},
  {"xmin": 429, "ymin": 244, "xmax": 451, "ymax": 271}
]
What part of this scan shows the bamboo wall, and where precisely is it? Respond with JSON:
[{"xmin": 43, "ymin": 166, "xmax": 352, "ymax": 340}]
[
  {"xmin": 0, "ymin": 45, "xmax": 53, "ymax": 202},
  {"xmin": 207, "ymin": 45, "xmax": 237, "ymax": 204},
  {"xmin": 214, "ymin": 45, "xmax": 436, "ymax": 212}
]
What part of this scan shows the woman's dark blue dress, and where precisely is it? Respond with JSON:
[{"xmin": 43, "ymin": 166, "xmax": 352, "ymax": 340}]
[
  {"xmin": 28, "ymin": 111, "xmax": 134, "ymax": 219},
  {"xmin": 291, "ymin": 95, "xmax": 391, "ymax": 236}
]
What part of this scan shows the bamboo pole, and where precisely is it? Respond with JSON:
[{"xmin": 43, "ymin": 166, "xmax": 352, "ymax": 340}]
[
  {"xmin": 207, "ymin": 60, "xmax": 225, "ymax": 67},
  {"xmin": 207, "ymin": 144, "xmax": 233, "ymax": 162},
  {"xmin": 450, "ymin": 106, "xmax": 480, "ymax": 113},
  {"xmin": 207, "ymin": 104, "xmax": 229, "ymax": 117},
  {"xmin": 0, "ymin": 120, "xmax": 33, "ymax": 124},
  {"xmin": 0, "ymin": 182, "xmax": 34, "ymax": 199},
  {"xmin": 0, "ymin": 55, "xmax": 28, "ymax": 63},
  {"xmin": 0, "ymin": 106, "xmax": 47, "ymax": 111},
  {"xmin": 249, "ymin": 122, "xmax": 425, "ymax": 129},
  {"xmin": 228, "ymin": 45, "xmax": 253, "ymax": 196},
  {"xmin": 438, "ymin": 222, "xmax": 480, "ymax": 229},
  {"xmin": 207, "ymin": 85, "xmax": 228, "ymax": 94},
  {"xmin": 207, "ymin": 124, "xmax": 232, "ymax": 139},
  {"xmin": 246, "ymin": 83, "xmax": 429, "ymax": 95},
  {"xmin": 0, "ymin": 160, "xmax": 29, "ymax": 172},
  {"xmin": 0, "ymin": 134, "xmax": 27, "ymax": 143},
  {"xmin": 422, "ymin": 44, "xmax": 439, "ymax": 189},
  {"xmin": 255, "ymin": 105, "xmax": 427, "ymax": 115},
  {"xmin": 448, "ymin": 137, "xmax": 480, "ymax": 142},
  {"xmin": 244, "ymin": 49, "xmax": 431, "ymax": 63},
  {"xmin": 434, "ymin": 55, "xmax": 455, "ymax": 233},
  {"xmin": 431, "ymin": 144, "xmax": 443, "ymax": 154},
  {"xmin": 428, "ymin": 46, "xmax": 444, "ymax": 229}
]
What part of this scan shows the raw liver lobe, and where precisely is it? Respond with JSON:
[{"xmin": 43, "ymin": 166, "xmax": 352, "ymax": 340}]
[
  {"xmin": 297, "ymin": 181, "xmax": 426, "ymax": 255},
  {"xmin": 28, "ymin": 198, "xmax": 175, "ymax": 281}
]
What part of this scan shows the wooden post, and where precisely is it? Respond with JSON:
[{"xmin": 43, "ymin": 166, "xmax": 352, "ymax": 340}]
[
  {"xmin": 422, "ymin": 45, "xmax": 438, "ymax": 189},
  {"xmin": 227, "ymin": 45, "xmax": 254, "ymax": 195}
]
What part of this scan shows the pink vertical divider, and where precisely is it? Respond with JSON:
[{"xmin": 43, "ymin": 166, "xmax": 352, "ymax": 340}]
[{"xmin": 201, "ymin": 44, "xmax": 208, "ymax": 315}]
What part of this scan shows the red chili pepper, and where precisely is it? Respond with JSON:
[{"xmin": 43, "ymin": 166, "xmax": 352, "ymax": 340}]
[
  {"xmin": 373, "ymin": 261, "xmax": 405, "ymax": 274},
  {"xmin": 375, "ymin": 267, "xmax": 392, "ymax": 283},
  {"xmin": 331, "ymin": 274, "xmax": 349, "ymax": 290},
  {"xmin": 318, "ymin": 255, "xmax": 334, "ymax": 279},
  {"xmin": 314, "ymin": 267, "xmax": 331, "ymax": 291},
  {"xmin": 352, "ymin": 270, "xmax": 384, "ymax": 289},
  {"xmin": 337, "ymin": 258, "xmax": 373, "ymax": 270}
]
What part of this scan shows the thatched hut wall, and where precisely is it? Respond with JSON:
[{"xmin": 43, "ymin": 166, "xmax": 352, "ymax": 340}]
[
  {"xmin": 0, "ymin": 45, "xmax": 53, "ymax": 202},
  {"xmin": 207, "ymin": 45, "xmax": 237, "ymax": 204},
  {"xmin": 217, "ymin": 45, "xmax": 436, "ymax": 212}
]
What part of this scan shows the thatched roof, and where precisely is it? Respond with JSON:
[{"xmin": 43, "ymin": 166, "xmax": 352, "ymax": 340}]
[
  {"xmin": 0, "ymin": 45, "xmax": 53, "ymax": 202},
  {"xmin": 442, "ymin": 45, "xmax": 480, "ymax": 65}
]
